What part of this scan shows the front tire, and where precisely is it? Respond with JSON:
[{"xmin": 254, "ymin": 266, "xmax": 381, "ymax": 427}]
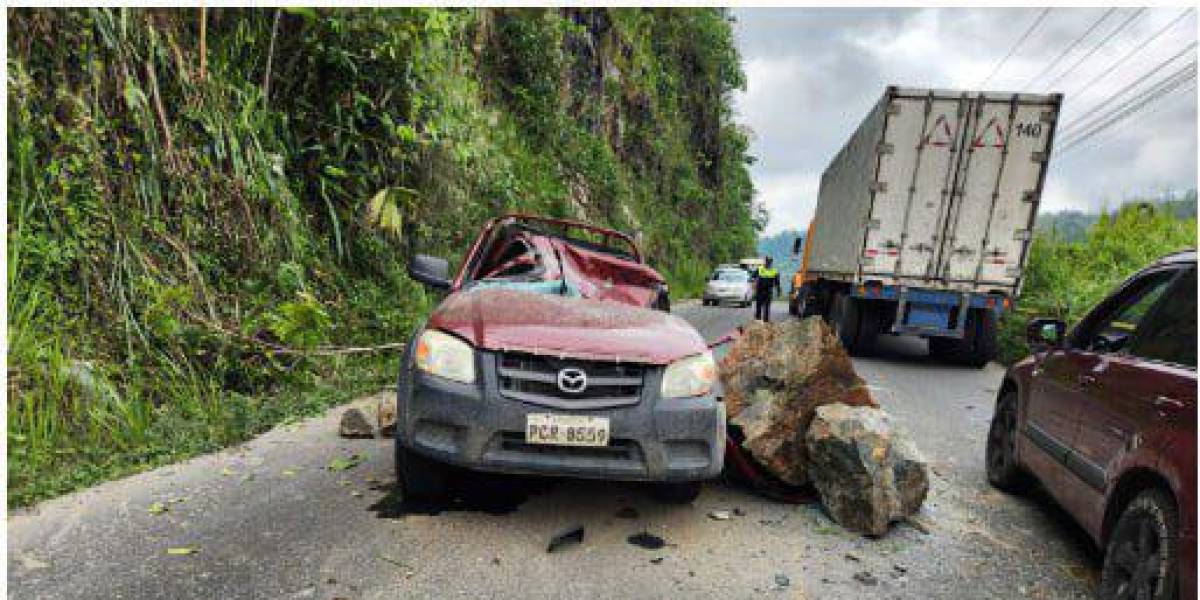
[
  {"xmin": 1099, "ymin": 488, "xmax": 1179, "ymax": 600},
  {"xmin": 653, "ymin": 481, "xmax": 702, "ymax": 504},
  {"xmin": 396, "ymin": 444, "xmax": 448, "ymax": 501},
  {"xmin": 986, "ymin": 390, "xmax": 1029, "ymax": 492}
]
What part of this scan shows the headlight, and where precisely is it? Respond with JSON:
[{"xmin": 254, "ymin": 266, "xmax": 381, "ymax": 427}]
[
  {"xmin": 415, "ymin": 329, "xmax": 476, "ymax": 384},
  {"xmin": 661, "ymin": 351, "xmax": 716, "ymax": 399}
]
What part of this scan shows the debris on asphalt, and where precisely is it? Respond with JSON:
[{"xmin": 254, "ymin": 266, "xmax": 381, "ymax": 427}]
[
  {"xmin": 854, "ymin": 571, "xmax": 879, "ymax": 586},
  {"xmin": 148, "ymin": 502, "xmax": 168, "ymax": 515},
  {"xmin": 720, "ymin": 318, "xmax": 877, "ymax": 487},
  {"xmin": 377, "ymin": 395, "xmax": 397, "ymax": 438},
  {"xmin": 166, "ymin": 547, "xmax": 200, "ymax": 556},
  {"xmin": 805, "ymin": 403, "xmax": 929, "ymax": 536},
  {"xmin": 282, "ymin": 469, "xmax": 298, "ymax": 477},
  {"xmin": 893, "ymin": 563, "xmax": 909, "ymax": 576},
  {"xmin": 339, "ymin": 407, "xmax": 375, "ymax": 439},
  {"xmin": 844, "ymin": 552, "xmax": 860, "ymax": 562},
  {"xmin": 627, "ymin": 532, "xmax": 666, "ymax": 550},
  {"xmin": 732, "ymin": 507, "xmax": 745, "ymax": 516},
  {"xmin": 615, "ymin": 506, "xmax": 639, "ymax": 519},
  {"xmin": 774, "ymin": 574, "xmax": 790, "ymax": 587},
  {"xmin": 327, "ymin": 453, "xmax": 365, "ymax": 471},
  {"xmin": 650, "ymin": 557, "xmax": 664, "ymax": 564},
  {"xmin": 707, "ymin": 510, "xmax": 731, "ymax": 521},
  {"xmin": 547, "ymin": 525, "xmax": 585, "ymax": 553}
]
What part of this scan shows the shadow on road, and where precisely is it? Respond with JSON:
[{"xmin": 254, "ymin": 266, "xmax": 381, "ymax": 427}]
[{"xmin": 368, "ymin": 472, "xmax": 560, "ymax": 519}]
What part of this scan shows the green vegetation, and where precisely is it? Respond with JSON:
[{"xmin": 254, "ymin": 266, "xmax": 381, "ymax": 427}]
[
  {"xmin": 7, "ymin": 8, "xmax": 758, "ymax": 505},
  {"xmin": 997, "ymin": 200, "xmax": 1197, "ymax": 363}
]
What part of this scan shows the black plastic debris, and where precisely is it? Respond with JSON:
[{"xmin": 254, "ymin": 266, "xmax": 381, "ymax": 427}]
[
  {"xmin": 547, "ymin": 525, "xmax": 585, "ymax": 553},
  {"xmin": 627, "ymin": 532, "xmax": 665, "ymax": 550}
]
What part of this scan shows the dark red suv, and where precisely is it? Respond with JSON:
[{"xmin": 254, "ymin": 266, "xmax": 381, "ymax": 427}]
[{"xmin": 987, "ymin": 250, "xmax": 1196, "ymax": 600}]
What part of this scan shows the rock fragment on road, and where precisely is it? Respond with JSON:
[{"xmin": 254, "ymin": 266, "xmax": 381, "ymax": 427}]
[
  {"xmin": 719, "ymin": 317, "xmax": 876, "ymax": 486},
  {"xmin": 338, "ymin": 407, "xmax": 375, "ymax": 438},
  {"xmin": 805, "ymin": 403, "xmax": 929, "ymax": 536},
  {"xmin": 377, "ymin": 394, "xmax": 396, "ymax": 438}
]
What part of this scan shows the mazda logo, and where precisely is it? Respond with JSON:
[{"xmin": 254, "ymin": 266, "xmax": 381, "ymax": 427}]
[{"xmin": 556, "ymin": 367, "xmax": 588, "ymax": 394}]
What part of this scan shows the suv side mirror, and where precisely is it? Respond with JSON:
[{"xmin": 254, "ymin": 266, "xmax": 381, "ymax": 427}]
[
  {"xmin": 1026, "ymin": 318, "xmax": 1066, "ymax": 349},
  {"xmin": 409, "ymin": 254, "xmax": 451, "ymax": 290}
]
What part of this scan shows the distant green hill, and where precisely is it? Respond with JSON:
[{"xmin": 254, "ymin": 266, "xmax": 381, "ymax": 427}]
[
  {"xmin": 756, "ymin": 228, "xmax": 804, "ymax": 283},
  {"xmin": 1037, "ymin": 192, "xmax": 1196, "ymax": 242}
]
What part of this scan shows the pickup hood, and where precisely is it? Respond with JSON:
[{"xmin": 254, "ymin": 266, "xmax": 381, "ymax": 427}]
[{"xmin": 425, "ymin": 287, "xmax": 706, "ymax": 365}]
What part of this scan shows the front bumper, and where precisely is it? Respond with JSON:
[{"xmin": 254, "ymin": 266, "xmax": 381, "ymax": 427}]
[
  {"xmin": 703, "ymin": 289, "xmax": 749, "ymax": 302},
  {"xmin": 397, "ymin": 353, "xmax": 726, "ymax": 483}
]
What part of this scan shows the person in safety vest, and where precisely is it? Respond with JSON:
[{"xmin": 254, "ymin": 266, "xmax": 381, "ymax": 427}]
[{"xmin": 752, "ymin": 256, "xmax": 781, "ymax": 322}]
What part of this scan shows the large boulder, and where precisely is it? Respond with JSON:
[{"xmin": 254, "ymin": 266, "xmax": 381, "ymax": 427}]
[
  {"xmin": 805, "ymin": 403, "xmax": 929, "ymax": 536},
  {"xmin": 719, "ymin": 317, "xmax": 876, "ymax": 486}
]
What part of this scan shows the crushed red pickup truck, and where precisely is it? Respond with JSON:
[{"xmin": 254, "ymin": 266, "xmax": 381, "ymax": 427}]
[{"xmin": 395, "ymin": 214, "xmax": 726, "ymax": 503}]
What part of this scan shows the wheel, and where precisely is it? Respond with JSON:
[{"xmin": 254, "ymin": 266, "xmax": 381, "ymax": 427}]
[
  {"xmin": 830, "ymin": 293, "xmax": 860, "ymax": 351},
  {"xmin": 395, "ymin": 443, "xmax": 448, "ymax": 501},
  {"xmin": 1098, "ymin": 488, "xmax": 1179, "ymax": 600},
  {"xmin": 653, "ymin": 481, "xmax": 702, "ymax": 504},
  {"xmin": 788, "ymin": 297, "xmax": 799, "ymax": 316},
  {"xmin": 853, "ymin": 301, "xmax": 879, "ymax": 354},
  {"xmin": 985, "ymin": 390, "xmax": 1030, "ymax": 492},
  {"xmin": 832, "ymin": 293, "xmax": 875, "ymax": 355},
  {"xmin": 962, "ymin": 309, "xmax": 997, "ymax": 368},
  {"xmin": 928, "ymin": 336, "xmax": 957, "ymax": 359}
]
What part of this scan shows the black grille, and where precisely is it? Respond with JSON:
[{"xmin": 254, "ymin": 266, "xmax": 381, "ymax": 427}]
[{"xmin": 496, "ymin": 352, "xmax": 646, "ymax": 409}]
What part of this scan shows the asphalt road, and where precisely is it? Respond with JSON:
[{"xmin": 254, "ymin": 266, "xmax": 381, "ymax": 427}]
[{"xmin": 9, "ymin": 302, "xmax": 1099, "ymax": 599}]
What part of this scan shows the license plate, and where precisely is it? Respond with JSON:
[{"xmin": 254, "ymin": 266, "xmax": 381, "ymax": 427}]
[{"xmin": 525, "ymin": 414, "xmax": 610, "ymax": 447}]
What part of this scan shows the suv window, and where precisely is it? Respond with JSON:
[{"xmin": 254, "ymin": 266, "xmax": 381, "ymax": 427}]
[
  {"xmin": 1079, "ymin": 269, "xmax": 1177, "ymax": 354},
  {"xmin": 1128, "ymin": 267, "xmax": 1197, "ymax": 368}
]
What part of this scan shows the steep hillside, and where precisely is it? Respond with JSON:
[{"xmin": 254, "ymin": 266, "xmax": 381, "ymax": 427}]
[{"xmin": 7, "ymin": 8, "xmax": 759, "ymax": 504}]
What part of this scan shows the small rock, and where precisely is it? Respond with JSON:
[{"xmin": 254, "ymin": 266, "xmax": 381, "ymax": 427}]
[
  {"xmin": 844, "ymin": 552, "xmax": 860, "ymax": 562},
  {"xmin": 547, "ymin": 525, "xmax": 585, "ymax": 553},
  {"xmin": 707, "ymin": 510, "xmax": 731, "ymax": 521},
  {"xmin": 377, "ymin": 395, "xmax": 397, "ymax": 438},
  {"xmin": 853, "ymin": 571, "xmax": 878, "ymax": 586},
  {"xmin": 893, "ymin": 563, "xmax": 908, "ymax": 574},
  {"xmin": 774, "ymin": 574, "xmax": 790, "ymax": 588},
  {"xmin": 492, "ymin": 557, "xmax": 501, "ymax": 565},
  {"xmin": 650, "ymin": 557, "xmax": 664, "ymax": 564},
  {"xmin": 339, "ymin": 408, "xmax": 375, "ymax": 439}
]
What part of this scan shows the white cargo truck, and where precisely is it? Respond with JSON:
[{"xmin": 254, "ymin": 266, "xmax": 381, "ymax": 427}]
[{"xmin": 792, "ymin": 86, "xmax": 1062, "ymax": 366}]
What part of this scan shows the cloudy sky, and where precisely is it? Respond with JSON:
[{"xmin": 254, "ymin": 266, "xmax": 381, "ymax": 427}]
[{"xmin": 730, "ymin": 7, "xmax": 1198, "ymax": 234}]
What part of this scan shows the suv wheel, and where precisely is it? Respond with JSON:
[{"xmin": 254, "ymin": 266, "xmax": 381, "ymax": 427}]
[
  {"xmin": 985, "ymin": 390, "xmax": 1029, "ymax": 492},
  {"xmin": 653, "ymin": 481, "xmax": 702, "ymax": 504},
  {"xmin": 395, "ymin": 443, "xmax": 448, "ymax": 501},
  {"xmin": 1099, "ymin": 488, "xmax": 1179, "ymax": 600}
]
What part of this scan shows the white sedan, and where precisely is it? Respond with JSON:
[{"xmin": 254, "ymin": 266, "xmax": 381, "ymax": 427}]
[{"xmin": 702, "ymin": 269, "xmax": 753, "ymax": 307}]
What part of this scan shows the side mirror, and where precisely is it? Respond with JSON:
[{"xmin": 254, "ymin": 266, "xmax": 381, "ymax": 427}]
[
  {"xmin": 408, "ymin": 254, "xmax": 451, "ymax": 290},
  {"xmin": 792, "ymin": 237, "xmax": 804, "ymax": 256},
  {"xmin": 1026, "ymin": 318, "xmax": 1066, "ymax": 349}
]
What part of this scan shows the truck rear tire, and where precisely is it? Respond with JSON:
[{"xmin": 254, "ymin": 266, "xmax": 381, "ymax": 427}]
[
  {"xmin": 962, "ymin": 309, "xmax": 997, "ymax": 368},
  {"xmin": 831, "ymin": 293, "xmax": 875, "ymax": 355},
  {"xmin": 928, "ymin": 310, "xmax": 996, "ymax": 367},
  {"xmin": 396, "ymin": 444, "xmax": 448, "ymax": 501}
]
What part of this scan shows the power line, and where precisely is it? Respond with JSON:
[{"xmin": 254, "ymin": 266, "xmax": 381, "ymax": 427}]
[
  {"xmin": 978, "ymin": 8, "xmax": 1052, "ymax": 87},
  {"xmin": 1056, "ymin": 63, "xmax": 1196, "ymax": 155},
  {"xmin": 1044, "ymin": 8, "xmax": 1146, "ymax": 90},
  {"xmin": 1058, "ymin": 41, "xmax": 1197, "ymax": 139},
  {"xmin": 1060, "ymin": 60, "xmax": 1196, "ymax": 146},
  {"xmin": 1025, "ymin": 7, "xmax": 1118, "ymax": 90},
  {"xmin": 1068, "ymin": 8, "xmax": 1195, "ymax": 99},
  {"xmin": 1055, "ymin": 79, "xmax": 1195, "ymax": 162}
]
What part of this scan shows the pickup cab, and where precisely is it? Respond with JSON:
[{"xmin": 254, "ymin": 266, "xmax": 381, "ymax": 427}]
[{"xmin": 397, "ymin": 215, "xmax": 726, "ymax": 503}]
